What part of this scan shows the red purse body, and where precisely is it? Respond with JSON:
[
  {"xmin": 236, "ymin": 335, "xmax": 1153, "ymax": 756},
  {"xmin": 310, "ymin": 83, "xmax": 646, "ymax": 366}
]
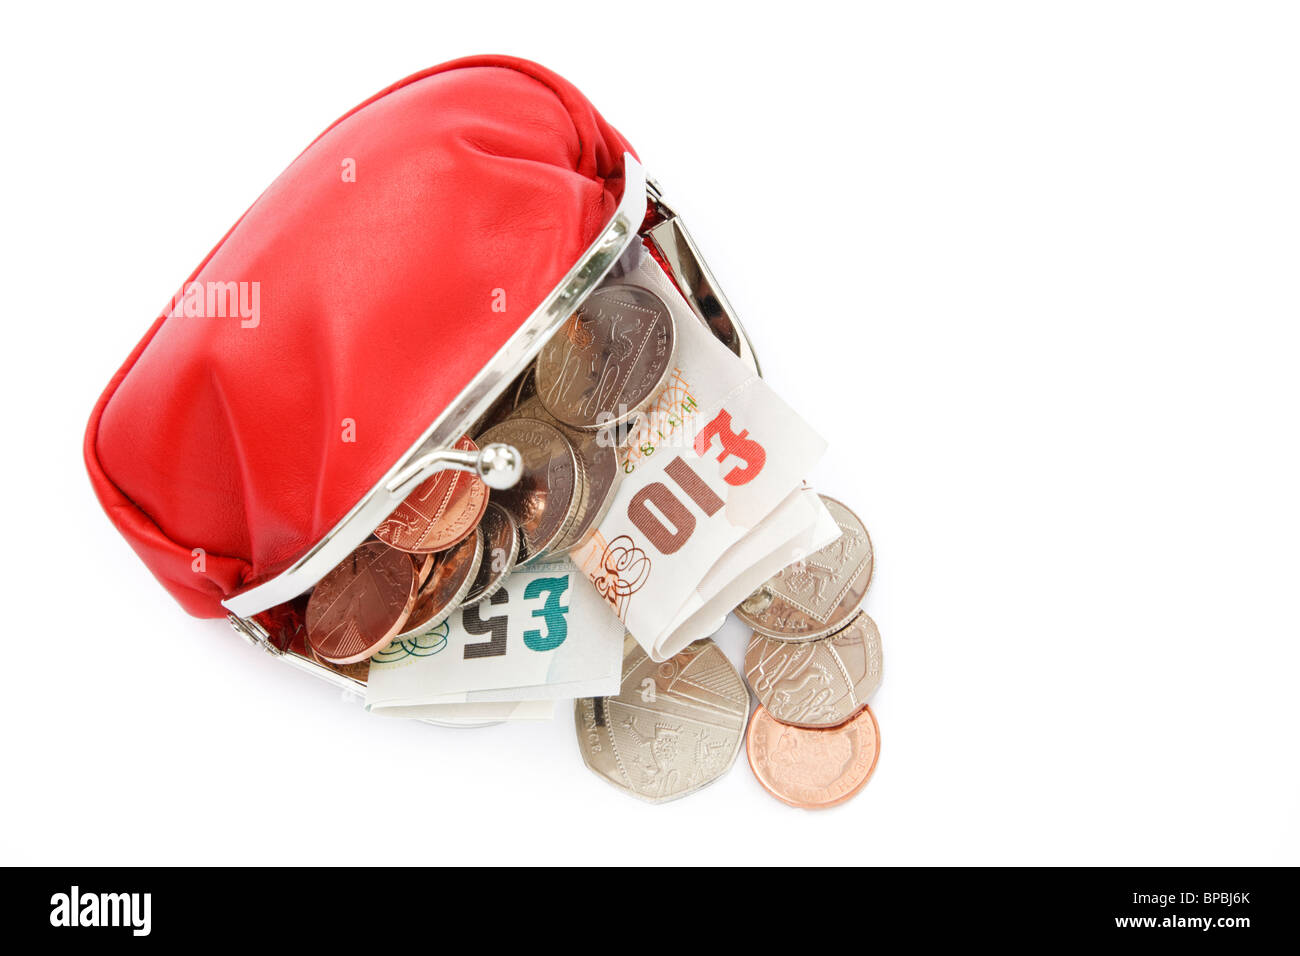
[
  {"xmin": 86, "ymin": 54, "xmax": 756, "ymax": 650},
  {"xmin": 85, "ymin": 55, "xmax": 637, "ymax": 618}
]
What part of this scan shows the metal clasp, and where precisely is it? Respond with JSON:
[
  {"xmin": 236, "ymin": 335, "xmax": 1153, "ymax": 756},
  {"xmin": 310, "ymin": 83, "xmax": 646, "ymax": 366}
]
[
  {"xmin": 227, "ymin": 613, "xmax": 283, "ymax": 656},
  {"xmin": 385, "ymin": 441, "xmax": 523, "ymax": 499}
]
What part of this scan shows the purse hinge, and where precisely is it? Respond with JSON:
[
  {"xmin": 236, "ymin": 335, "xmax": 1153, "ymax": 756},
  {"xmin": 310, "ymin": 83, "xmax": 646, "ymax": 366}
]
[
  {"xmin": 227, "ymin": 613, "xmax": 284, "ymax": 657},
  {"xmin": 641, "ymin": 178, "xmax": 762, "ymax": 377}
]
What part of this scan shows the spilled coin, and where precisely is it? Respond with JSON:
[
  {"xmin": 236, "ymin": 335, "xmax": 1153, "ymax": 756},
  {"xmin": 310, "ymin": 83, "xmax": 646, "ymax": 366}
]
[
  {"xmin": 746, "ymin": 704, "xmax": 880, "ymax": 810},
  {"xmin": 745, "ymin": 612, "xmax": 883, "ymax": 728},
  {"xmin": 575, "ymin": 637, "xmax": 747, "ymax": 803},
  {"xmin": 735, "ymin": 495, "xmax": 873, "ymax": 642}
]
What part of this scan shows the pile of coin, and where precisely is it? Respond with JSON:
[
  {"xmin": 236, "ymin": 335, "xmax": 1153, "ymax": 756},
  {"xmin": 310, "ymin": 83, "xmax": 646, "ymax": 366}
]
[
  {"xmin": 298, "ymin": 434, "xmax": 486, "ymax": 671},
  {"xmin": 574, "ymin": 494, "xmax": 883, "ymax": 809},
  {"xmin": 255, "ymin": 251, "xmax": 886, "ymax": 811},
  {"xmin": 293, "ymin": 282, "xmax": 671, "ymax": 676}
]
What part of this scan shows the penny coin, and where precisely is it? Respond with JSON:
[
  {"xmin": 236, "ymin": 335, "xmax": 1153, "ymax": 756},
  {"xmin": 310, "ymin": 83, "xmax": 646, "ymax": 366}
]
[
  {"xmin": 745, "ymin": 613, "xmax": 883, "ymax": 728},
  {"xmin": 305, "ymin": 540, "xmax": 418, "ymax": 664},
  {"xmin": 574, "ymin": 637, "xmax": 748, "ymax": 804},
  {"xmin": 459, "ymin": 503, "xmax": 519, "ymax": 607},
  {"xmin": 734, "ymin": 495, "xmax": 874, "ymax": 642},
  {"xmin": 414, "ymin": 551, "xmax": 437, "ymax": 587},
  {"xmin": 513, "ymin": 395, "xmax": 620, "ymax": 552},
  {"xmin": 476, "ymin": 418, "xmax": 581, "ymax": 564},
  {"xmin": 396, "ymin": 526, "xmax": 483, "ymax": 638},
  {"xmin": 305, "ymin": 636, "xmax": 371, "ymax": 683},
  {"xmin": 535, "ymin": 285, "xmax": 675, "ymax": 429},
  {"xmin": 373, "ymin": 435, "xmax": 488, "ymax": 553},
  {"xmin": 746, "ymin": 704, "xmax": 881, "ymax": 810},
  {"xmin": 283, "ymin": 604, "xmax": 371, "ymax": 683}
]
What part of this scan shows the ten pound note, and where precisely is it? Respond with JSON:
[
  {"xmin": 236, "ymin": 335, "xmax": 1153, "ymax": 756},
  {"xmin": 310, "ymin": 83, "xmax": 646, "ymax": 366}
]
[{"xmin": 570, "ymin": 248, "xmax": 836, "ymax": 661}]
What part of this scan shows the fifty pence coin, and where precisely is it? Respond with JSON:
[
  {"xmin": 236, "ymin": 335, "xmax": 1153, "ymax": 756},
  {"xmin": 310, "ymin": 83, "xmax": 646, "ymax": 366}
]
[
  {"xmin": 574, "ymin": 637, "xmax": 748, "ymax": 804},
  {"xmin": 746, "ymin": 704, "xmax": 881, "ymax": 810},
  {"xmin": 535, "ymin": 285, "xmax": 675, "ymax": 430},
  {"xmin": 476, "ymin": 418, "xmax": 583, "ymax": 565},
  {"xmin": 459, "ymin": 502, "xmax": 519, "ymax": 607},
  {"xmin": 373, "ymin": 435, "xmax": 489, "ymax": 553},
  {"xmin": 735, "ymin": 495, "xmax": 874, "ymax": 642},
  {"xmin": 305, "ymin": 540, "xmax": 418, "ymax": 664},
  {"xmin": 745, "ymin": 612, "xmax": 883, "ymax": 728},
  {"xmin": 395, "ymin": 526, "xmax": 483, "ymax": 638}
]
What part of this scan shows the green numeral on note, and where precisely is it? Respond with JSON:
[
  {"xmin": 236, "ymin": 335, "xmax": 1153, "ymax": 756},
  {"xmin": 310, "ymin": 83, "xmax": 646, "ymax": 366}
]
[{"xmin": 522, "ymin": 576, "xmax": 569, "ymax": 651}]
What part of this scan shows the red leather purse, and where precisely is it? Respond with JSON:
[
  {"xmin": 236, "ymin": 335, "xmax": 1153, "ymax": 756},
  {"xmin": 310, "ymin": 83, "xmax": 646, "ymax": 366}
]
[{"xmin": 85, "ymin": 55, "xmax": 757, "ymax": 672}]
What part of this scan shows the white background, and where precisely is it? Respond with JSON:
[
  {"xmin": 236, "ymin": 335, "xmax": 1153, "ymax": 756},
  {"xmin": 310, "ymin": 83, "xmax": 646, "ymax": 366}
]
[{"xmin": 2, "ymin": 1, "xmax": 1296, "ymax": 865}]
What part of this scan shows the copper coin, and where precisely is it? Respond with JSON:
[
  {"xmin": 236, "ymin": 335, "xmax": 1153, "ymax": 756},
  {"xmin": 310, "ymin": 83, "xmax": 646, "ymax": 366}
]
[
  {"xmin": 396, "ymin": 526, "xmax": 483, "ymax": 638},
  {"xmin": 285, "ymin": 606, "xmax": 369, "ymax": 682},
  {"xmin": 513, "ymin": 396, "xmax": 620, "ymax": 552},
  {"xmin": 745, "ymin": 613, "xmax": 883, "ymax": 728},
  {"xmin": 476, "ymin": 418, "xmax": 582, "ymax": 564},
  {"xmin": 735, "ymin": 495, "xmax": 874, "ymax": 642},
  {"xmin": 746, "ymin": 704, "xmax": 881, "ymax": 810},
  {"xmin": 535, "ymin": 285, "xmax": 675, "ymax": 429},
  {"xmin": 373, "ymin": 435, "xmax": 488, "ymax": 553},
  {"xmin": 304, "ymin": 636, "xmax": 371, "ymax": 683},
  {"xmin": 459, "ymin": 502, "xmax": 519, "ymax": 607},
  {"xmin": 414, "ymin": 551, "xmax": 437, "ymax": 587},
  {"xmin": 305, "ymin": 540, "xmax": 418, "ymax": 664}
]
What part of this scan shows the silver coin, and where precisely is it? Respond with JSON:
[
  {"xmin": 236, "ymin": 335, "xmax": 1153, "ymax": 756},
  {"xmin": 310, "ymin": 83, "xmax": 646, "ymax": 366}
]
[
  {"xmin": 476, "ymin": 418, "xmax": 582, "ymax": 564},
  {"xmin": 734, "ymin": 495, "xmax": 874, "ymax": 641},
  {"xmin": 394, "ymin": 526, "xmax": 483, "ymax": 639},
  {"xmin": 535, "ymin": 285, "xmax": 675, "ymax": 430},
  {"xmin": 458, "ymin": 502, "xmax": 519, "ymax": 607},
  {"xmin": 531, "ymin": 436, "xmax": 587, "ymax": 565},
  {"xmin": 744, "ymin": 612, "xmax": 883, "ymax": 728},
  {"xmin": 512, "ymin": 395, "xmax": 621, "ymax": 553},
  {"xmin": 575, "ymin": 637, "xmax": 749, "ymax": 804}
]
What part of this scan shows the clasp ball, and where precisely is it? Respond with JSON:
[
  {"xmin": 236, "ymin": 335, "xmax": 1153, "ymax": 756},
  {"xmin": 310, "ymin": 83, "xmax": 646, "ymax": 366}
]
[{"xmin": 477, "ymin": 442, "xmax": 524, "ymax": 490}]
